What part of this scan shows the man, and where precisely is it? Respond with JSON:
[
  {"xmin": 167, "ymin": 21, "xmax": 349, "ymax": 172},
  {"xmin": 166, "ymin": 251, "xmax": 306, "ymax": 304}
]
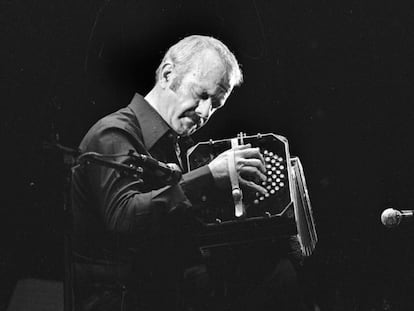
[{"xmin": 71, "ymin": 35, "xmax": 306, "ymax": 311}]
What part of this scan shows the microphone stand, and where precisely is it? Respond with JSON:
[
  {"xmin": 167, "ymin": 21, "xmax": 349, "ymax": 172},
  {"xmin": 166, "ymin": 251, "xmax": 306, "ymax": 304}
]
[
  {"xmin": 76, "ymin": 152, "xmax": 144, "ymax": 181},
  {"xmin": 44, "ymin": 143, "xmax": 78, "ymax": 311},
  {"xmin": 46, "ymin": 141, "xmax": 181, "ymax": 185}
]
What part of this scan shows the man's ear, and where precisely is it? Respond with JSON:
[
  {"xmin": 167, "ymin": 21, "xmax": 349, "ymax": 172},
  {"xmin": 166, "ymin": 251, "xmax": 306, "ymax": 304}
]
[{"xmin": 159, "ymin": 62, "xmax": 174, "ymax": 89}]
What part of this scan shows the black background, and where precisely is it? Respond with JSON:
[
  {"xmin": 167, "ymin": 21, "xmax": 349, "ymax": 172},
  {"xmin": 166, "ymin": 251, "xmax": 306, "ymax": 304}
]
[{"xmin": 2, "ymin": 0, "xmax": 414, "ymax": 310}]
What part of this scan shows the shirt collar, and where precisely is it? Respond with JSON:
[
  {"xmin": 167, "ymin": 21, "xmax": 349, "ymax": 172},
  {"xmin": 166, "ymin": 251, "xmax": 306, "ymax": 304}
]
[{"xmin": 128, "ymin": 93, "xmax": 178, "ymax": 150}]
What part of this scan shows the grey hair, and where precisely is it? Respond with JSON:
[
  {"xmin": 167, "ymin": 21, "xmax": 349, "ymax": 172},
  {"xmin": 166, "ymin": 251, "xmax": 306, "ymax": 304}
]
[{"xmin": 155, "ymin": 35, "xmax": 243, "ymax": 89}]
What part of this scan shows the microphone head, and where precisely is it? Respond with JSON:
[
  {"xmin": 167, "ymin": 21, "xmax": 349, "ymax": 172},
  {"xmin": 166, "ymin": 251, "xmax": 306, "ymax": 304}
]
[{"xmin": 381, "ymin": 208, "xmax": 402, "ymax": 228}]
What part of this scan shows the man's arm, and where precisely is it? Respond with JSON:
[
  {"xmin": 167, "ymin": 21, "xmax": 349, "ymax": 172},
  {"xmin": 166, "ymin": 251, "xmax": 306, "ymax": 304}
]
[
  {"xmin": 83, "ymin": 128, "xmax": 191, "ymax": 235},
  {"xmin": 180, "ymin": 165, "xmax": 215, "ymax": 203}
]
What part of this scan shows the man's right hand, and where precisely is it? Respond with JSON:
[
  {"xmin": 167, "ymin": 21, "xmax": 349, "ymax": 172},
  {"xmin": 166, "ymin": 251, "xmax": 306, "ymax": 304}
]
[{"xmin": 207, "ymin": 144, "xmax": 268, "ymax": 195}]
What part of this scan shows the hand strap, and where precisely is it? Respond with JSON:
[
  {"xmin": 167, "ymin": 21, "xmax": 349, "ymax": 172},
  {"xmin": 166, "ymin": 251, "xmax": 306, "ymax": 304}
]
[{"xmin": 229, "ymin": 138, "xmax": 245, "ymax": 217}]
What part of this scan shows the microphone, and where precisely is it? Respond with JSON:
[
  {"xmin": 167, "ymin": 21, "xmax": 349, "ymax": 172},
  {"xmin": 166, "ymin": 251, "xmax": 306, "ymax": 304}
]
[
  {"xmin": 381, "ymin": 208, "xmax": 414, "ymax": 228},
  {"xmin": 44, "ymin": 141, "xmax": 182, "ymax": 185},
  {"xmin": 130, "ymin": 153, "xmax": 182, "ymax": 185},
  {"xmin": 78, "ymin": 152, "xmax": 182, "ymax": 185}
]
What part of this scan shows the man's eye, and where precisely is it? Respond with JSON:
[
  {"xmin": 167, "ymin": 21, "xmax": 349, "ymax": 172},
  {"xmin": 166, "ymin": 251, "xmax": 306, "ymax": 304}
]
[{"xmin": 199, "ymin": 92, "xmax": 209, "ymax": 100}]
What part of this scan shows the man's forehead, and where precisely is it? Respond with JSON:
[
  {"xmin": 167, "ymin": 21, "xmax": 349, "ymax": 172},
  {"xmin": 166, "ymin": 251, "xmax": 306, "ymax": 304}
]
[
  {"xmin": 195, "ymin": 79, "xmax": 230, "ymax": 96},
  {"xmin": 183, "ymin": 49, "xmax": 231, "ymax": 94},
  {"xmin": 192, "ymin": 50, "xmax": 226, "ymax": 75}
]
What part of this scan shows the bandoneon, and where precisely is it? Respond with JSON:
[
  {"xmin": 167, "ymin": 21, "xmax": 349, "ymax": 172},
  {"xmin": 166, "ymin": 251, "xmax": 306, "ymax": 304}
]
[{"xmin": 186, "ymin": 133, "xmax": 318, "ymax": 257}]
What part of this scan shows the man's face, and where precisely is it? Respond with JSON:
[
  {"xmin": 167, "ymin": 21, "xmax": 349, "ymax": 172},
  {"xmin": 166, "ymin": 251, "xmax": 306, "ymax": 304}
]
[{"xmin": 162, "ymin": 50, "xmax": 231, "ymax": 136}]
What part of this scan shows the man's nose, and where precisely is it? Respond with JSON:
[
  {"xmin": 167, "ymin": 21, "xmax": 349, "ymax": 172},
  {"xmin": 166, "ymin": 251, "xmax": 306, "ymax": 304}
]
[{"xmin": 195, "ymin": 99, "xmax": 212, "ymax": 120}]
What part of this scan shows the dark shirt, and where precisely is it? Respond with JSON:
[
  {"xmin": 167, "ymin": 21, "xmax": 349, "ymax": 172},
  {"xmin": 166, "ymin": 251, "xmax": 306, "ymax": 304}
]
[
  {"xmin": 70, "ymin": 94, "xmax": 308, "ymax": 311},
  {"xmin": 71, "ymin": 93, "xmax": 214, "ymax": 263}
]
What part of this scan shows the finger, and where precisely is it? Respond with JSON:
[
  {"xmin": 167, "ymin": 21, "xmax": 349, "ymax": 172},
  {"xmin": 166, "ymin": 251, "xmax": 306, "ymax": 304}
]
[
  {"xmin": 237, "ymin": 147, "xmax": 265, "ymax": 164},
  {"xmin": 238, "ymin": 158, "xmax": 266, "ymax": 174},
  {"xmin": 239, "ymin": 176, "xmax": 268, "ymax": 195},
  {"xmin": 239, "ymin": 165, "xmax": 267, "ymax": 182}
]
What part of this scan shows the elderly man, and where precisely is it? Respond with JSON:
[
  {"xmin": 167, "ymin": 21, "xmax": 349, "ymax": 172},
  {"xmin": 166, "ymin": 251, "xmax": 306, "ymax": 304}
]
[{"xmin": 71, "ymin": 35, "xmax": 306, "ymax": 311}]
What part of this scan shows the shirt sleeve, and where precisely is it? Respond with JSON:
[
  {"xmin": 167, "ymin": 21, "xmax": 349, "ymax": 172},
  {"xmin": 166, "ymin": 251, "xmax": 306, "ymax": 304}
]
[
  {"xmin": 83, "ymin": 127, "xmax": 192, "ymax": 235},
  {"xmin": 180, "ymin": 165, "xmax": 216, "ymax": 204}
]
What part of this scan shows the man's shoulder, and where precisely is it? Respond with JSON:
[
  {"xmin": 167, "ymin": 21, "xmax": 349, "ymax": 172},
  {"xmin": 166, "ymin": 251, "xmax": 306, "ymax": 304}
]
[
  {"xmin": 80, "ymin": 106, "xmax": 143, "ymax": 149},
  {"xmin": 99, "ymin": 106, "xmax": 138, "ymax": 130}
]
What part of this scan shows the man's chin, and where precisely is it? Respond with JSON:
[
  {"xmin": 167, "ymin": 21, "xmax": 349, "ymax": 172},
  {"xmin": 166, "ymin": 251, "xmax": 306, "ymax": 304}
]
[
  {"xmin": 181, "ymin": 127, "xmax": 197, "ymax": 136},
  {"xmin": 178, "ymin": 122, "xmax": 198, "ymax": 136}
]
